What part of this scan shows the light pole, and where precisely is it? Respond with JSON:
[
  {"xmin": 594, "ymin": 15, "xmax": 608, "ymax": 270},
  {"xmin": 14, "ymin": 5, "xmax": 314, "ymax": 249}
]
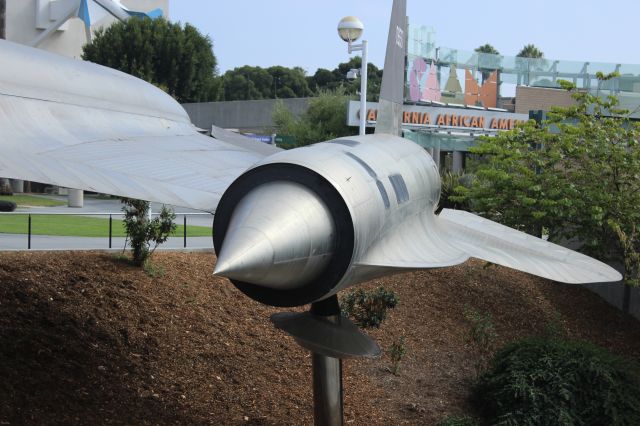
[{"xmin": 338, "ymin": 16, "xmax": 367, "ymax": 136}]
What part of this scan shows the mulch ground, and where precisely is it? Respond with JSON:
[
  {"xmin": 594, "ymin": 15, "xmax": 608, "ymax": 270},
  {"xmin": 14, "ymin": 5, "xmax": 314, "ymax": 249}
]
[{"xmin": 1, "ymin": 251, "xmax": 640, "ymax": 425}]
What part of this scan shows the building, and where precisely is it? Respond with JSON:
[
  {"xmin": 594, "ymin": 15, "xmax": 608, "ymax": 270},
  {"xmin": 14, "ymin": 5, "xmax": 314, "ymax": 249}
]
[
  {"xmin": 184, "ymin": 24, "xmax": 640, "ymax": 174},
  {"xmin": 5, "ymin": 0, "xmax": 168, "ymax": 58}
]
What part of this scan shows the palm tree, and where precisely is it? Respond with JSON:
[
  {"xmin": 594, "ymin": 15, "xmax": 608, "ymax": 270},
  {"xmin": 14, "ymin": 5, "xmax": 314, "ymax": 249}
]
[
  {"xmin": 516, "ymin": 44, "xmax": 545, "ymax": 85},
  {"xmin": 517, "ymin": 44, "xmax": 544, "ymax": 59},
  {"xmin": 475, "ymin": 43, "xmax": 499, "ymax": 55},
  {"xmin": 475, "ymin": 44, "xmax": 501, "ymax": 82}
]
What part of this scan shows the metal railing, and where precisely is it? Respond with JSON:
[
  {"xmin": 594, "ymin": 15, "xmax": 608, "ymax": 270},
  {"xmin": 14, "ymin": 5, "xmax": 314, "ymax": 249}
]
[{"xmin": 0, "ymin": 212, "xmax": 213, "ymax": 250}]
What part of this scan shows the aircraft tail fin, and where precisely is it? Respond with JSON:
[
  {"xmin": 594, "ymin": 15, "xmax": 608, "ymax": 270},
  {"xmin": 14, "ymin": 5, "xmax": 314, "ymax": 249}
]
[{"xmin": 375, "ymin": 0, "xmax": 407, "ymax": 136}]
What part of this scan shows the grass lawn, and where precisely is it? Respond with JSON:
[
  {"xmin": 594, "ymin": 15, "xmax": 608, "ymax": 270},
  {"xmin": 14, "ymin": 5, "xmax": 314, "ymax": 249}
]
[
  {"xmin": 0, "ymin": 195, "xmax": 66, "ymax": 207},
  {"xmin": 0, "ymin": 215, "xmax": 211, "ymax": 237}
]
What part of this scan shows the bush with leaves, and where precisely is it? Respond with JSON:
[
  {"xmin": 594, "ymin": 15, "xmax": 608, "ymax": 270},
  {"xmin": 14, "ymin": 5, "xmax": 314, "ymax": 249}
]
[
  {"xmin": 273, "ymin": 87, "xmax": 356, "ymax": 147},
  {"xmin": 340, "ymin": 286, "xmax": 398, "ymax": 328},
  {"xmin": 121, "ymin": 198, "xmax": 176, "ymax": 266},
  {"xmin": 473, "ymin": 337, "xmax": 640, "ymax": 425},
  {"xmin": 438, "ymin": 171, "xmax": 474, "ymax": 213},
  {"xmin": 436, "ymin": 415, "xmax": 479, "ymax": 426},
  {"xmin": 453, "ymin": 73, "xmax": 640, "ymax": 284},
  {"xmin": 0, "ymin": 200, "xmax": 16, "ymax": 212},
  {"xmin": 388, "ymin": 336, "xmax": 406, "ymax": 375},
  {"xmin": 464, "ymin": 307, "xmax": 498, "ymax": 377}
]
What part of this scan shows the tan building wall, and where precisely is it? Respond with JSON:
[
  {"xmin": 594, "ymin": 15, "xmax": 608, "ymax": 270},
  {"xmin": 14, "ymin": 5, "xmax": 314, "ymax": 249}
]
[
  {"xmin": 6, "ymin": 0, "xmax": 169, "ymax": 58},
  {"xmin": 515, "ymin": 86, "xmax": 576, "ymax": 114}
]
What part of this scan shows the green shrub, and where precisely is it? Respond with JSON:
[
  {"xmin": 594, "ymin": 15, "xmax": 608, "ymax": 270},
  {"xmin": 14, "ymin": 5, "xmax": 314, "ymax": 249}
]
[
  {"xmin": 121, "ymin": 198, "xmax": 176, "ymax": 266},
  {"xmin": 340, "ymin": 286, "xmax": 398, "ymax": 328},
  {"xmin": 474, "ymin": 337, "xmax": 640, "ymax": 425},
  {"xmin": 464, "ymin": 307, "xmax": 498, "ymax": 377},
  {"xmin": 388, "ymin": 336, "xmax": 406, "ymax": 375},
  {"xmin": 0, "ymin": 200, "xmax": 16, "ymax": 212},
  {"xmin": 436, "ymin": 415, "xmax": 479, "ymax": 426},
  {"xmin": 143, "ymin": 261, "xmax": 165, "ymax": 278}
]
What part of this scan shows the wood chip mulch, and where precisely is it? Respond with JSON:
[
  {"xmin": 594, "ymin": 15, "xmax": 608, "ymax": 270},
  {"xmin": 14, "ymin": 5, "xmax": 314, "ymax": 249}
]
[{"xmin": 1, "ymin": 251, "xmax": 640, "ymax": 425}]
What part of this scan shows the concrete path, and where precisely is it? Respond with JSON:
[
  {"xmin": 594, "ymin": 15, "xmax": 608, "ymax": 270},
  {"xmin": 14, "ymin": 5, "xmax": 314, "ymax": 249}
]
[
  {"xmin": 1, "ymin": 194, "xmax": 215, "ymax": 251},
  {"xmin": 0, "ymin": 234, "xmax": 213, "ymax": 251}
]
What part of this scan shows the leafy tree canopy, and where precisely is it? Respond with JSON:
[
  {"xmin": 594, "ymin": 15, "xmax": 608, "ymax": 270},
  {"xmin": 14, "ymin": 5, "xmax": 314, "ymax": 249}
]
[
  {"xmin": 220, "ymin": 65, "xmax": 312, "ymax": 101},
  {"xmin": 452, "ymin": 73, "xmax": 640, "ymax": 284},
  {"xmin": 220, "ymin": 57, "xmax": 382, "ymax": 102},
  {"xmin": 82, "ymin": 17, "xmax": 219, "ymax": 103},
  {"xmin": 272, "ymin": 88, "xmax": 356, "ymax": 147}
]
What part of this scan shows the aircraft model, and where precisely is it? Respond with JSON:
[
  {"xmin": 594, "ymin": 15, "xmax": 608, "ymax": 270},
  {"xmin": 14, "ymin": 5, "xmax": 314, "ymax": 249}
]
[
  {"xmin": 0, "ymin": 0, "xmax": 621, "ymax": 423},
  {"xmin": 0, "ymin": 35, "xmax": 620, "ymax": 306}
]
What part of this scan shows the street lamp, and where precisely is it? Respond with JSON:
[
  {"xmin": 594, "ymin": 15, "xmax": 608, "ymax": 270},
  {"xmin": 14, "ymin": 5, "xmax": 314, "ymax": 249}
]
[{"xmin": 338, "ymin": 16, "xmax": 367, "ymax": 135}]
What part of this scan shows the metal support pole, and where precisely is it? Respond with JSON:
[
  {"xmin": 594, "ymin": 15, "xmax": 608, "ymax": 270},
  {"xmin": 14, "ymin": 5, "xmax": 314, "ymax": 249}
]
[
  {"xmin": 271, "ymin": 296, "xmax": 379, "ymax": 426},
  {"xmin": 183, "ymin": 215, "xmax": 187, "ymax": 248},
  {"xmin": 28, "ymin": 214, "xmax": 31, "ymax": 249},
  {"xmin": 109, "ymin": 214, "xmax": 112, "ymax": 248},
  {"xmin": 359, "ymin": 40, "xmax": 368, "ymax": 136},
  {"xmin": 312, "ymin": 352, "xmax": 343, "ymax": 426},
  {"xmin": 309, "ymin": 296, "xmax": 343, "ymax": 426},
  {"xmin": 348, "ymin": 39, "xmax": 368, "ymax": 136}
]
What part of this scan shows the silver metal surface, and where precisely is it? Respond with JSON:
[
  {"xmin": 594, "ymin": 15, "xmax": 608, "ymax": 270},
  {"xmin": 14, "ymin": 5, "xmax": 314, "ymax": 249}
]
[
  {"xmin": 0, "ymin": 39, "xmax": 269, "ymax": 213},
  {"xmin": 215, "ymin": 133, "xmax": 621, "ymax": 307},
  {"xmin": 214, "ymin": 181, "xmax": 335, "ymax": 290},
  {"xmin": 312, "ymin": 350, "xmax": 343, "ymax": 426},
  {"xmin": 271, "ymin": 312, "xmax": 380, "ymax": 358},
  {"xmin": 375, "ymin": 0, "xmax": 406, "ymax": 136}
]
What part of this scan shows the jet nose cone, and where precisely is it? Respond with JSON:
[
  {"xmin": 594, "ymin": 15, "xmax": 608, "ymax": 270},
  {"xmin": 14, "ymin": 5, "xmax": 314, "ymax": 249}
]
[
  {"xmin": 214, "ymin": 181, "xmax": 336, "ymax": 290},
  {"xmin": 214, "ymin": 227, "xmax": 274, "ymax": 280}
]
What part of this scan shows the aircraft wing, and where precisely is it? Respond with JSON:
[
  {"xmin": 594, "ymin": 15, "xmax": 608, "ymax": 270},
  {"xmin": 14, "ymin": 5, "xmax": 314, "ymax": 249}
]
[
  {"xmin": 437, "ymin": 209, "xmax": 621, "ymax": 283},
  {"xmin": 359, "ymin": 207, "xmax": 620, "ymax": 284},
  {"xmin": 0, "ymin": 40, "xmax": 275, "ymax": 213}
]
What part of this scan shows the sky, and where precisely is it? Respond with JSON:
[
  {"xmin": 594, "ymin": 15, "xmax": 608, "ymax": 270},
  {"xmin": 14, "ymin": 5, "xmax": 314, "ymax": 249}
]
[{"xmin": 169, "ymin": 1, "xmax": 640, "ymax": 75}]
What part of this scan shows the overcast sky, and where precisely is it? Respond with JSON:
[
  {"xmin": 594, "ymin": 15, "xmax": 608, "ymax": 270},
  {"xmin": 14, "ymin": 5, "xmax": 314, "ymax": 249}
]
[{"xmin": 169, "ymin": 1, "xmax": 640, "ymax": 74}]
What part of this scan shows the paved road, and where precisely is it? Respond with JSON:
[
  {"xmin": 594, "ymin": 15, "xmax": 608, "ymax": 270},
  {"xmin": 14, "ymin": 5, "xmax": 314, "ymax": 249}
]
[{"xmin": 1, "ymin": 194, "xmax": 215, "ymax": 251}]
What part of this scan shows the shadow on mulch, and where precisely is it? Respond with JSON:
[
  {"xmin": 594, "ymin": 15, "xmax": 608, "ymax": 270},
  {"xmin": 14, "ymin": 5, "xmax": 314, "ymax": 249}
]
[{"xmin": 0, "ymin": 284, "xmax": 196, "ymax": 425}]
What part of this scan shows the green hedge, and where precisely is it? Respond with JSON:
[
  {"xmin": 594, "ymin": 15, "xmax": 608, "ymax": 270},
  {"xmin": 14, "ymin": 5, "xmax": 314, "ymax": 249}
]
[{"xmin": 474, "ymin": 337, "xmax": 640, "ymax": 425}]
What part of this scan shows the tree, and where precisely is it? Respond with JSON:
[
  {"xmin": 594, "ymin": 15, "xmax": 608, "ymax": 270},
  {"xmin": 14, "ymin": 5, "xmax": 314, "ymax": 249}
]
[
  {"xmin": 221, "ymin": 65, "xmax": 312, "ymax": 100},
  {"xmin": 515, "ymin": 44, "xmax": 545, "ymax": 85},
  {"xmin": 82, "ymin": 18, "xmax": 219, "ymax": 103},
  {"xmin": 121, "ymin": 199, "xmax": 176, "ymax": 266},
  {"xmin": 475, "ymin": 44, "xmax": 499, "ymax": 55},
  {"xmin": 516, "ymin": 44, "xmax": 544, "ymax": 58},
  {"xmin": 272, "ymin": 88, "xmax": 356, "ymax": 147},
  {"xmin": 474, "ymin": 44, "xmax": 501, "ymax": 81},
  {"xmin": 452, "ymin": 73, "xmax": 640, "ymax": 285}
]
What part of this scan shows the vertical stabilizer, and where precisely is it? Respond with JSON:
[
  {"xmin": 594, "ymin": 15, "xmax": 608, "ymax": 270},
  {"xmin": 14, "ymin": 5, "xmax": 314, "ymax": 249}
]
[{"xmin": 375, "ymin": 0, "xmax": 407, "ymax": 136}]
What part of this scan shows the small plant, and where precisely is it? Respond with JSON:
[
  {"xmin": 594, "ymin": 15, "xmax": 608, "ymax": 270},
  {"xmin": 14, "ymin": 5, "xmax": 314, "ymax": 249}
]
[
  {"xmin": 340, "ymin": 286, "xmax": 399, "ymax": 328},
  {"xmin": 438, "ymin": 171, "xmax": 474, "ymax": 213},
  {"xmin": 143, "ymin": 261, "xmax": 165, "ymax": 278},
  {"xmin": 544, "ymin": 311, "xmax": 566, "ymax": 339},
  {"xmin": 436, "ymin": 415, "xmax": 479, "ymax": 426},
  {"xmin": 464, "ymin": 306, "xmax": 497, "ymax": 377},
  {"xmin": 474, "ymin": 337, "xmax": 640, "ymax": 425},
  {"xmin": 388, "ymin": 336, "xmax": 406, "ymax": 375},
  {"xmin": 121, "ymin": 198, "xmax": 176, "ymax": 266}
]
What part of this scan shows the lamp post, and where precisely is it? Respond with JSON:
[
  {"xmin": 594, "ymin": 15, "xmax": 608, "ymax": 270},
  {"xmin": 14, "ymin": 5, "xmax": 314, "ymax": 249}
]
[{"xmin": 338, "ymin": 16, "xmax": 367, "ymax": 136}]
